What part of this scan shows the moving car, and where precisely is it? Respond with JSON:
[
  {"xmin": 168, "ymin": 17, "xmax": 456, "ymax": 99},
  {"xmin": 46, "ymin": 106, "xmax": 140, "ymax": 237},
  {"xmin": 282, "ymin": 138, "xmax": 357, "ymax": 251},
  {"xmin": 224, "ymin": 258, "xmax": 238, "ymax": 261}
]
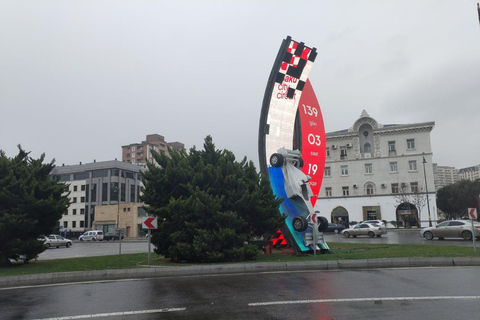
[
  {"xmin": 38, "ymin": 234, "xmax": 73, "ymax": 248},
  {"xmin": 325, "ymin": 223, "xmax": 345, "ymax": 234},
  {"xmin": 79, "ymin": 230, "xmax": 104, "ymax": 241},
  {"xmin": 104, "ymin": 232, "xmax": 124, "ymax": 241},
  {"xmin": 359, "ymin": 220, "xmax": 388, "ymax": 234},
  {"xmin": 420, "ymin": 220, "xmax": 480, "ymax": 240},
  {"xmin": 342, "ymin": 223, "xmax": 384, "ymax": 238}
]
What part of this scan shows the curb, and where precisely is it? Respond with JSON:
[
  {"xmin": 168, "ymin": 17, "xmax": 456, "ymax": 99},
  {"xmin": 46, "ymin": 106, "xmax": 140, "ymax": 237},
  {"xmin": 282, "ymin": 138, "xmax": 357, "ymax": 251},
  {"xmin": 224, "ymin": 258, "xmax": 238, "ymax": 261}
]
[{"xmin": 2, "ymin": 257, "xmax": 480, "ymax": 289}]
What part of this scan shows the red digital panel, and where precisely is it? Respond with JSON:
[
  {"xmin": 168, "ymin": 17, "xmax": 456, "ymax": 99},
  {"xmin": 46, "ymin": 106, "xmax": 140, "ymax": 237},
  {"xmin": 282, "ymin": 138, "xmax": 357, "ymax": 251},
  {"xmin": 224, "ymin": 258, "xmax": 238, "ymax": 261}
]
[{"xmin": 298, "ymin": 79, "xmax": 326, "ymax": 207}]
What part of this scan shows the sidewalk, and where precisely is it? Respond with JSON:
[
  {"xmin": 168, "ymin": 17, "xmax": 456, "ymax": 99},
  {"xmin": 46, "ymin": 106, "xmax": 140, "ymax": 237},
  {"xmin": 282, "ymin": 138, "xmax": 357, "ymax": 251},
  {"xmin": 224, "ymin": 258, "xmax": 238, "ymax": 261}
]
[{"xmin": 2, "ymin": 256, "xmax": 480, "ymax": 289}]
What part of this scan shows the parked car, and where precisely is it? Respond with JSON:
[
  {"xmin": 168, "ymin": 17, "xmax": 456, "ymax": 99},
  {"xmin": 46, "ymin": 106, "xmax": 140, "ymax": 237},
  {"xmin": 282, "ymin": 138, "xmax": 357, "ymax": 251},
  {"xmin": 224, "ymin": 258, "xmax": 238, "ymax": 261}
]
[
  {"xmin": 325, "ymin": 223, "xmax": 345, "ymax": 234},
  {"xmin": 342, "ymin": 223, "xmax": 384, "ymax": 238},
  {"xmin": 359, "ymin": 220, "xmax": 388, "ymax": 234},
  {"xmin": 420, "ymin": 220, "xmax": 480, "ymax": 240},
  {"xmin": 104, "ymin": 232, "xmax": 124, "ymax": 241},
  {"xmin": 79, "ymin": 230, "xmax": 104, "ymax": 241},
  {"xmin": 38, "ymin": 234, "xmax": 73, "ymax": 248}
]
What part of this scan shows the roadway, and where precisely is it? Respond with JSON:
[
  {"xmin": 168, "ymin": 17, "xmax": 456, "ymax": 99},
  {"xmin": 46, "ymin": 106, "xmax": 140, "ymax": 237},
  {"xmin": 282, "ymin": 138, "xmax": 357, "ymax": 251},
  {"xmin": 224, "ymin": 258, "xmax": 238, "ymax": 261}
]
[{"xmin": 2, "ymin": 266, "xmax": 479, "ymax": 319}]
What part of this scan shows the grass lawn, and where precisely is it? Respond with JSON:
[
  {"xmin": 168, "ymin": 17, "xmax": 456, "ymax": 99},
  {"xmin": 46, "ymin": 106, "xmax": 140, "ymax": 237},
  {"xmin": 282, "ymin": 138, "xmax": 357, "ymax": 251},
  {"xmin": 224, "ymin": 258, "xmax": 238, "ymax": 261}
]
[{"xmin": 1, "ymin": 242, "xmax": 478, "ymax": 277}]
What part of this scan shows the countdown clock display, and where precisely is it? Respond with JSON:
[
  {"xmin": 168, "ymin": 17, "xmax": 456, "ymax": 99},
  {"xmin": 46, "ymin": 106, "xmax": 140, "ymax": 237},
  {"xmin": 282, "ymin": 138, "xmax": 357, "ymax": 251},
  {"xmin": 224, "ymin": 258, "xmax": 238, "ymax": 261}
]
[{"xmin": 258, "ymin": 36, "xmax": 326, "ymax": 253}]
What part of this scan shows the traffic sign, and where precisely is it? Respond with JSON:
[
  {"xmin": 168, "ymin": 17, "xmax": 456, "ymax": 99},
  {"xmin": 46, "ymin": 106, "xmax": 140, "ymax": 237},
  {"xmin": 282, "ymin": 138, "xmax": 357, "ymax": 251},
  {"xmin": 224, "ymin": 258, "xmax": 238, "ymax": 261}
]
[
  {"xmin": 142, "ymin": 217, "xmax": 158, "ymax": 229},
  {"xmin": 468, "ymin": 208, "xmax": 478, "ymax": 220}
]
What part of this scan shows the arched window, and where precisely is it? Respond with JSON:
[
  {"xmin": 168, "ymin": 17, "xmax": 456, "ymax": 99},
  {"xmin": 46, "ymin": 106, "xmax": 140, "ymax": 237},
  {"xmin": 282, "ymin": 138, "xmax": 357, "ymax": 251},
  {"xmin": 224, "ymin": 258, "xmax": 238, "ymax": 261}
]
[
  {"xmin": 366, "ymin": 183, "xmax": 374, "ymax": 195},
  {"xmin": 364, "ymin": 143, "xmax": 371, "ymax": 153}
]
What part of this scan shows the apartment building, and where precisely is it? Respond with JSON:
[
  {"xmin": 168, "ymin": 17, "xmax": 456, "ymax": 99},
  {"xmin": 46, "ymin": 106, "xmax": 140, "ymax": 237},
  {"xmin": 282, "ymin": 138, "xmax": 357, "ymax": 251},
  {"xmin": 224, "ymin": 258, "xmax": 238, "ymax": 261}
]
[
  {"xmin": 121, "ymin": 134, "xmax": 185, "ymax": 165},
  {"xmin": 458, "ymin": 165, "xmax": 480, "ymax": 182},
  {"xmin": 433, "ymin": 165, "xmax": 459, "ymax": 190}
]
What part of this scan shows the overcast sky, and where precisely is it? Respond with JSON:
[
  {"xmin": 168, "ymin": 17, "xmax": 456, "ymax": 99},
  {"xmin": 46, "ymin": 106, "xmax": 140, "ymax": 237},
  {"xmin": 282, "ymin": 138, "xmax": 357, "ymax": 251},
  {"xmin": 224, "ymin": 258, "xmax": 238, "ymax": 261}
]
[{"xmin": 1, "ymin": 1, "xmax": 480, "ymax": 170}]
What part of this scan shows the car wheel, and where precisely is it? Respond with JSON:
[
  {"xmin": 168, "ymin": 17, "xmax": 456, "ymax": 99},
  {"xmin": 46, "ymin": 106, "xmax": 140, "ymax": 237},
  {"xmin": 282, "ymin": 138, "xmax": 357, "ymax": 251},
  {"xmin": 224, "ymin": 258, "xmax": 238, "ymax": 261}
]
[
  {"xmin": 80, "ymin": 238, "xmax": 84, "ymax": 242},
  {"xmin": 269, "ymin": 153, "xmax": 284, "ymax": 167},
  {"xmin": 45, "ymin": 243, "xmax": 50, "ymax": 248},
  {"xmin": 66, "ymin": 242, "xmax": 71, "ymax": 248},
  {"xmin": 424, "ymin": 231, "xmax": 434, "ymax": 240},
  {"xmin": 292, "ymin": 216, "xmax": 308, "ymax": 232},
  {"xmin": 462, "ymin": 231, "xmax": 473, "ymax": 241},
  {"xmin": 343, "ymin": 231, "xmax": 350, "ymax": 238},
  {"xmin": 368, "ymin": 231, "xmax": 375, "ymax": 238},
  {"xmin": 333, "ymin": 229, "xmax": 340, "ymax": 234},
  {"xmin": 317, "ymin": 216, "xmax": 329, "ymax": 232}
]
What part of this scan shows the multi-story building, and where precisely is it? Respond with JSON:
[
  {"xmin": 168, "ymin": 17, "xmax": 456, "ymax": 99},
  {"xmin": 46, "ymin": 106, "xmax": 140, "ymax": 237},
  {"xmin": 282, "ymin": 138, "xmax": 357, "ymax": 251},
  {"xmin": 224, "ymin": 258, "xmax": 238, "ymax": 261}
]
[
  {"xmin": 458, "ymin": 165, "xmax": 480, "ymax": 182},
  {"xmin": 314, "ymin": 110, "xmax": 437, "ymax": 228},
  {"xmin": 433, "ymin": 165, "xmax": 459, "ymax": 190},
  {"xmin": 50, "ymin": 160, "xmax": 145, "ymax": 234},
  {"xmin": 121, "ymin": 134, "xmax": 185, "ymax": 165}
]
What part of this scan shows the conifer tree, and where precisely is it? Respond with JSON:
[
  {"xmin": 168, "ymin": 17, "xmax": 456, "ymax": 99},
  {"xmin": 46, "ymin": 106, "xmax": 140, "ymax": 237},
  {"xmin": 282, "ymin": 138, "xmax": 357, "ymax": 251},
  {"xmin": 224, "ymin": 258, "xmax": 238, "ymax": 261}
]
[
  {"xmin": 0, "ymin": 147, "xmax": 69, "ymax": 266},
  {"xmin": 141, "ymin": 136, "xmax": 284, "ymax": 263}
]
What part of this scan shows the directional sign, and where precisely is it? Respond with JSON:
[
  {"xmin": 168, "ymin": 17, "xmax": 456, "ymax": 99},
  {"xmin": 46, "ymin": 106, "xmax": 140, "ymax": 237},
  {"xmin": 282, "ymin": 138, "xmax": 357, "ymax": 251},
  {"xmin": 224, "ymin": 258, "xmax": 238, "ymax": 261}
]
[
  {"xmin": 142, "ymin": 217, "xmax": 158, "ymax": 229},
  {"xmin": 468, "ymin": 208, "xmax": 478, "ymax": 220}
]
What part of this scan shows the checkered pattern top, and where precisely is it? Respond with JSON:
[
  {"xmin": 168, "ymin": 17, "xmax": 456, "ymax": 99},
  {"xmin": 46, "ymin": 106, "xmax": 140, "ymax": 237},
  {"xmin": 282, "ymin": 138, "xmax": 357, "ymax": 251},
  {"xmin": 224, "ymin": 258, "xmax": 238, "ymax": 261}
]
[{"xmin": 275, "ymin": 40, "xmax": 317, "ymax": 98}]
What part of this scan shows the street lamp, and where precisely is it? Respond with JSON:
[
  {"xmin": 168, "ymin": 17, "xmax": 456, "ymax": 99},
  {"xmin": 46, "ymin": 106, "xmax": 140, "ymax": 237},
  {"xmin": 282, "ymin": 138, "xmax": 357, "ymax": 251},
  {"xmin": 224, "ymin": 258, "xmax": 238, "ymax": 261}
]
[{"xmin": 422, "ymin": 157, "xmax": 432, "ymax": 227}]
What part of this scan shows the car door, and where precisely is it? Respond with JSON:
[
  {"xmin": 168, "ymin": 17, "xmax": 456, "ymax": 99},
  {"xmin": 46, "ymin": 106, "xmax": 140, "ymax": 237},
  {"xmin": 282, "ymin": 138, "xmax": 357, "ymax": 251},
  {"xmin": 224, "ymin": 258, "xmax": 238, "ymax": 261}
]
[
  {"xmin": 433, "ymin": 221, "xmax": 450, "ymax": 238},
  {"xmin": 48, "ymin": 235, "xmax": 58, "ymax": 246},
  {"xmin": 56, "ymin": 235, "xmax": 66, "ymax": 246},
  {"xmin": 445, "ymin": 221, "xmax": 465, "ymax": 237}
]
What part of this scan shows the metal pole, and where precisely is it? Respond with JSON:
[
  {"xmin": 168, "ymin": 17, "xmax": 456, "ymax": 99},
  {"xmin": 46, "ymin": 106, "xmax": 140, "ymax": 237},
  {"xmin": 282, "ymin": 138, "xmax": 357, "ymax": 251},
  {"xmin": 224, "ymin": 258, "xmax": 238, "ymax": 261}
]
[
  {"xmin": 422, "ymin": 157, "xmax": 432, "ymax": 227},
  {"xmin": 148, "ymin": 229, "xmax": 151, "ymax": 265}
]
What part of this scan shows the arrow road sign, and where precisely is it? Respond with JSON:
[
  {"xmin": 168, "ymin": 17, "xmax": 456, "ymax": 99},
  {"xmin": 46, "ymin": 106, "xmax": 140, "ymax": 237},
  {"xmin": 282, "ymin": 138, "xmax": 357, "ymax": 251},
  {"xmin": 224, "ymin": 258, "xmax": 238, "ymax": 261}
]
[
  {"xmin": 468, "ymin": 208, "xmax": 478, "ymax": 220},
  {"xmin": 142, "ymin": 217, "xmax": 158, "ymax": 229}
]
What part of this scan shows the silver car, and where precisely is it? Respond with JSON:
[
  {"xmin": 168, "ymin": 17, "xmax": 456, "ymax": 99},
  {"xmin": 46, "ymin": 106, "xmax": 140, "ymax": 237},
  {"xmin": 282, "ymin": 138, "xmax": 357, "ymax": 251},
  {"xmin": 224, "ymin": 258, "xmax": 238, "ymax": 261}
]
[
  {"xmin": 38, "ymin": 234, "xmax": 73, "ymax": 248},
  {"xmin": 342, "ymin": 223, "xmax": 384, "ymax": 238},
  {"xmin": 360, "ymin": 220, "xmax": 388, "ymax": 234},
  {"xmin": 420, "ymin": 220, "xmax": 480, "ymax": 240}
]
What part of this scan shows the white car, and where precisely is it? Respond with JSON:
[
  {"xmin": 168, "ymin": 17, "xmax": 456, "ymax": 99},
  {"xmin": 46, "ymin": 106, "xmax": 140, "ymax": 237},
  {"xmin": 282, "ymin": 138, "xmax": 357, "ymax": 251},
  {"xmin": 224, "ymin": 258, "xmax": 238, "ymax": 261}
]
[
  {"xmin": 38, "ymin": 234, "xmax": 73, "ymax": 248},
  {"xmin": 420, "ymin": 220, "xmax": 480, "ymax": 240},
  {"xmin": 342, "ymin": 223, "xmax": 384, "ymax": 238},
  {"xmin": 79, "ymin": 230, "xmax": 104, "ymax": 241},
  {"xmin": 359, "ymin": 220, "xmax": 387, "ymax": 234}
]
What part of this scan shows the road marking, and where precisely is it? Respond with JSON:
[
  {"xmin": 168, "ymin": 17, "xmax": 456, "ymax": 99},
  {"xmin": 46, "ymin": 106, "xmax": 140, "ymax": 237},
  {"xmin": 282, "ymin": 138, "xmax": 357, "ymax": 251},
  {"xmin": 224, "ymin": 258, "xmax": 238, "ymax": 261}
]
[
  {"xmin": 31, "ymin": 308, "xmax": 186, "ymax": 320},
  {"xmin": 249, "ymin": 295, "xmax": 480, "ymax": 306}
]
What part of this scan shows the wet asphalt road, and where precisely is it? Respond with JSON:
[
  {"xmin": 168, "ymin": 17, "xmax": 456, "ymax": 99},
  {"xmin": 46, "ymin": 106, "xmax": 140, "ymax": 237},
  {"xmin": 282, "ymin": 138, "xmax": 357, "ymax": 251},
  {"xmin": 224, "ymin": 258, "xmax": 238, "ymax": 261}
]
[{"xmin": 2, "ymin": 266, "xmax": 480, "ymax": 320}]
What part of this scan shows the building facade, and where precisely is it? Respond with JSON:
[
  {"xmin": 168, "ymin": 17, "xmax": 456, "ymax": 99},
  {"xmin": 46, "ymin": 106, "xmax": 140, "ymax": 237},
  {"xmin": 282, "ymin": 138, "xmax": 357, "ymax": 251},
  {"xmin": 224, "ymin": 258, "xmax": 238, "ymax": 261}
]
[
  {"xmin": 121, "ymin": 134, "xmax": 185, "ymax": 165},
  {"xmin": 433, "ymin": 164, "xmax": 459, "ymax": 191},
  {"xmin": 458, "ymin": 165, "xmax": 480, "ymax": 182},
  {"xmin": 94, "ymin": 203, "xmax": 148, "ymax": 238},
  {"xmin": 314, "ymin": 111, "xmax": 437, "ymax": 228},
  {"xmin": 50, "ymin": 160, "xmax": 145, "ymax": 233}
]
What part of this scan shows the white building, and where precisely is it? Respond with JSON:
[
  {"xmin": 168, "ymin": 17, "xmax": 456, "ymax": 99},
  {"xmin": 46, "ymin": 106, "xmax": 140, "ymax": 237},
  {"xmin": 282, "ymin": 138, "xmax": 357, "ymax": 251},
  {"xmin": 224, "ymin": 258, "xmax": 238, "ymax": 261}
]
[
  {"xmin": 50, "ymin": 160, "xmax": 145, "ymax": 233},
  {"xmin": 433, "ymin": 165, "xmax": 459, "ymax": 191},
  {"xmin": 314, "ymin": 111, "xmax": 437, "ymax": 228},
  {"xmin": 458, "ymin": 165, "xmax": 480, "ymax": 182}
]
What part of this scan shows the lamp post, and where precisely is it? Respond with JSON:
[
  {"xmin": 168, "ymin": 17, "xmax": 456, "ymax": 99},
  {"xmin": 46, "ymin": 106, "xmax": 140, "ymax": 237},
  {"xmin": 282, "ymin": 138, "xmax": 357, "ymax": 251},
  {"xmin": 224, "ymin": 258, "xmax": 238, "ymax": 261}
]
[{"xmin": 422, "ymin": 157, "xmax": 432, "ymax": 227}]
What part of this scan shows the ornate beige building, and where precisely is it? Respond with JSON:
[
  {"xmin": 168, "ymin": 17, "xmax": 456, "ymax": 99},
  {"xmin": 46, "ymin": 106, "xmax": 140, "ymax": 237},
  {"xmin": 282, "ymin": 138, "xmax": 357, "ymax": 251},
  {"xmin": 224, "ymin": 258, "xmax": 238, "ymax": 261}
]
[{"xmin": 314, "ymin": 110, "xmax": 437, "ymax": 227}]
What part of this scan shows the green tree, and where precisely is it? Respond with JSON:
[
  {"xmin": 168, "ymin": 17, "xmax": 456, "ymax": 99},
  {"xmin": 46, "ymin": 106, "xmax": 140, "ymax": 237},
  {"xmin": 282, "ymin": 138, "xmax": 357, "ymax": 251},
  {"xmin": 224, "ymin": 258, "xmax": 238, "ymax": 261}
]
[
  {"xmin": 437, "ymin": 180, "xmax": 480, "ymax": 220},
  {"xmin": 0, "ymin": 147, "xmax": 70, "ymax": 267},
  {"xmin": 141, "ymin": 136, "xmax": 284, "ymax": 263}
]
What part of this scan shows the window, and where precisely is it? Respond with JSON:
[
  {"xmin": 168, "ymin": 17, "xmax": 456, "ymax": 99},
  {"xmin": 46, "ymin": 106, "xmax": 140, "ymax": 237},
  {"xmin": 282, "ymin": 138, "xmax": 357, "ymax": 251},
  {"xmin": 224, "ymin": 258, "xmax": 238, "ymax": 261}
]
[
  {"xmin": 132, "ymin": 146, "xmax": 136, "ymax": 151},
  {"xmin": 72, "ymin": 197, "xmax": 77, "ymax": 203},
  {"xmin": 102, "ymin": 183, "xmax": 108, "ymax": 201},
  {"xmin": 364, "ymin": 143, "xmax": 371, "ymax": 153},
  {"xmin": 365, "ymin": 163, "xmax": 372, "ymax": 174},
  {"xmin": 326, "ymin": 147, "xmax": 330, "ymax": 157},
  {"xmin": 91, "ymin": 184, "xmax": 97, "ymax": 202},
  {"xmin": 73, "ymin": 186, "xmax": 78, "ymax": 192},
  {"xmin": 72, "ymin": 221, "xmax": 76, "ymax": 228},
  {"xmin": 130, "ymin": 184, "xmax": 136, "ymax": 202},
  {"xmin": 81, "ymin": 185, "xmax": 86, "ymax": 191},
  {"xmin": 111, "ymin": 169, "xmax": 119, "ymax": 177},
  {"xmin": 390, "ymin": 162, "xmax": 398, "ymax": 172},
  {"xmin": 324, "ymin": 167, "xmax": 331, "ymax": 177},
  {"xmin": 121, "ymin": 183, "xmax": 126, "ymax": 202},
  {"xmin": 63, "ymin": 221, "xmax": 68, "ymax": 228},
  {"xmin": 366, "ymin": 183, "xmax": 374, "ymax": 195},
  {"xmin": 409, "ymin": 160, "xmax": 417, "ymax": 171},
  {"xmin": 340, "ymin": 146, "xmax": 347, "ymax": 160},
  {"xmin": 407, "ymin": 139, "xmax": 415, "ymax": 150},
  {"xmin": 64, "ymin": 210, "xmax": 68, "ymax": 215},
  {"xmin": 342, "ymin": 186, "xmax": 349, "ymax": 196},
  {"xmin": 92, "ymin": 170, "xmax": 108, "ymax": 178},
  {"xmin": 80, "ymin": 208, "xmax": 85, "ymax": 215},
  {"xmin": 74, "ymin": 172, "xmax": 89, "ymax": 180},
  {"xmin": 123, "ymin": 208, "xmax": 126, "ymax": 212},
  {"xmin": 126, "ymin": 153, "xmax": 130, "ymax": 158},
  {"xmin": 110, "ymin": 182, "xmax": 119, "ymax": 201},
  {"xmin": 80, "ymin": 221, "xmax": 85, "ymax": 228},
  {"xmin": 72, "ymin": 209, "xmax": 77, "ymax": 215},
  {"xmin": 325, "ymin": 187, "xmax": 332, "ymax": 197},
  {"xmin": 391, "ymin": 183, "xmax": 399, "ymax": 194},
  {"xmin": 138, "ymin": 207, "xmax": 147, "ymax": 217},
  {"xmin": 80, "ymin": 196, "xmax": 85, "ymax": 203},
  {"xmin": 411, "ymin": 182, "xmax": 419, "ymax": 193},
  {"xmin": 341, "ymin": 165, "xmax": 349, "ymax": 176},
  {"xmin": 388, "ymin": 141, "xmax": 396, "ymax": 156}
]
